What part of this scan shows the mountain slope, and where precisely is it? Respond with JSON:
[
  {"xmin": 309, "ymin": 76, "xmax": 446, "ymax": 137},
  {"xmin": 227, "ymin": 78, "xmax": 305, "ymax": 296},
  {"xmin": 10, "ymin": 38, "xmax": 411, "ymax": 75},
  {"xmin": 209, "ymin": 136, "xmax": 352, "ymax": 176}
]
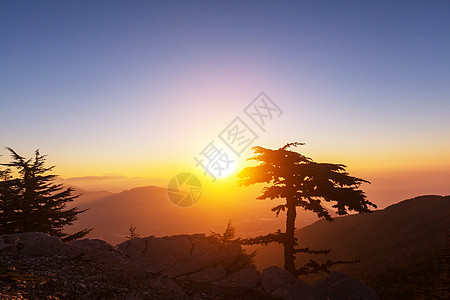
[
  {"xmin": 293, "ymin": 195, "xmax": 450, "ymax": 299},
  {"xmin": 70, "ymin": 187, "xmax": 114, "ymax": 205},
  {"xmin": 67, "ymin": 186, "xmax": 199, "ymax": 244}
]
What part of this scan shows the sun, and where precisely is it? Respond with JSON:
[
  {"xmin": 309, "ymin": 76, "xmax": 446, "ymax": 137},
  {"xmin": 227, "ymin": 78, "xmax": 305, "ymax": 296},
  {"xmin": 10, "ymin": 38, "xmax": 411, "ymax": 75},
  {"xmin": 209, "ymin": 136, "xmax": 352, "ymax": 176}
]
[
  {"xmin": 216, "ymin": 160, "xmax": 239, "ymax": 179},
  {"xmin": 212, "ymin": 150, "xmax": 241, "ymax": 180}
]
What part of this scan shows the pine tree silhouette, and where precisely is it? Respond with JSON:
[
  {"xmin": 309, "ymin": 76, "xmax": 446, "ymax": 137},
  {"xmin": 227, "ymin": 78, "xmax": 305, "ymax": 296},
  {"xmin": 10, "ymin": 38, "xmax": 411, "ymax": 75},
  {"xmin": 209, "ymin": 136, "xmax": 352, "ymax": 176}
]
[{"xmin": 0, "ymin": 147, "xmax": 91, "ymax": 241}]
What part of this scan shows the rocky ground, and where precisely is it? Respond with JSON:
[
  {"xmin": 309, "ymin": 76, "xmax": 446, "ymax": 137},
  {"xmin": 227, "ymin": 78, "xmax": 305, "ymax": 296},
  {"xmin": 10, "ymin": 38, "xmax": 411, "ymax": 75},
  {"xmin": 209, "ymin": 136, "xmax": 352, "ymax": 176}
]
[
  {"xmin": 0, "ymin": 252, "xmax": 274, "ymax": 300},
  {"xmin": 0, "ymin": 232, "xmax": 379, "ymax": 300}
]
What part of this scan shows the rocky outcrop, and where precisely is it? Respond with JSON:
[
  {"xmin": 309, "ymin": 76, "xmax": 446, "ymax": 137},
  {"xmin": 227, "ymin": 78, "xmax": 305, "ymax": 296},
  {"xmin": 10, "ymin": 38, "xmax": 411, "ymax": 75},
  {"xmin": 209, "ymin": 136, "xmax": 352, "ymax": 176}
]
[
  {"xmin": 0, "ymin": 233, "xmax": 379, "ymax": 300},
  {"xmin": 0, "ymin": 232, "xmax": 84, "ymax": 258},
  {"xmin": 117, "ymin": 234, "xmax": 254, "ymax": 279}
]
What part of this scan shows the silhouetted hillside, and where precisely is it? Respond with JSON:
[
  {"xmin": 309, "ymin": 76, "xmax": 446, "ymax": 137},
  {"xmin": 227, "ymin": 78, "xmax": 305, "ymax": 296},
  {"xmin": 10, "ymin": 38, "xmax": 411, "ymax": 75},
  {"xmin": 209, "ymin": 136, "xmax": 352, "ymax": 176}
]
[
  {"xmin": 69, "ymin": 186, "xmax": 114, "ymax": 205},
  {"xmin": 68, "ymin": 186, "xmax": 194, "ymax": 243},
  {"xmin": 293, "ymin": 195, "xmax": 450, "ymax": 299}
]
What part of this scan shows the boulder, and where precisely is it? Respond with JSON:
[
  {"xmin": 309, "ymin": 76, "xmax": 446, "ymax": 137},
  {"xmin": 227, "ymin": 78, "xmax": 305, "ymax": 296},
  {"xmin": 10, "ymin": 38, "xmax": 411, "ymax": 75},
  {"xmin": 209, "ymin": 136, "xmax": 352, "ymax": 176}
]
[
  {"xmin": 216, "ymin": 268, "xmax": 261, "ymax": 288},
  {"xmin": 261, "ymin": 266, "xmax": 296, "ymax": 294},
  {"xmin": 272, "ymin": 278, "xmax": 325, "ymax": 300},
  {"xmin": 314, "ymin": 271, "xmax": 379, "ymax": 300}
]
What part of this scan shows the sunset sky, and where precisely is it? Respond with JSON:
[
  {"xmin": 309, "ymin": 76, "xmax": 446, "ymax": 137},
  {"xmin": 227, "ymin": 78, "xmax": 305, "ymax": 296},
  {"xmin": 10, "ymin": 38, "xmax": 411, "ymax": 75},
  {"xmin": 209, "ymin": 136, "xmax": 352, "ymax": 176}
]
[{"xmin": 1, "ymin": 1, "xmax": 449, "ymax": 208}]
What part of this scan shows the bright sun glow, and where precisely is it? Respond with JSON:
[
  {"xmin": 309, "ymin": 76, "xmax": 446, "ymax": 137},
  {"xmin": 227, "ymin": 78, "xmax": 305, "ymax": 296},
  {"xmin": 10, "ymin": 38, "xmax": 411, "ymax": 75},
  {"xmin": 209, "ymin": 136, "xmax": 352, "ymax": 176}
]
[{"xmin": 216, "ymin": 160, "xmax": 239, "ymax": 179}]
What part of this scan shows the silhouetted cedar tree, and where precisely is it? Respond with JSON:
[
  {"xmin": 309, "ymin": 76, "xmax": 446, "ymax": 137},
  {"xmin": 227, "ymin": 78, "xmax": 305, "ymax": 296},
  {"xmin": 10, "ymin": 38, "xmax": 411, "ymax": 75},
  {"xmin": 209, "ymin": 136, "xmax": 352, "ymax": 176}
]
[
  {"xmin": 236, "ymin": 142, "xmax": 376, "ymax": 277},
  {"xmin": 0, "ymin": 147, "xmax": 92, "ymax": 241}
]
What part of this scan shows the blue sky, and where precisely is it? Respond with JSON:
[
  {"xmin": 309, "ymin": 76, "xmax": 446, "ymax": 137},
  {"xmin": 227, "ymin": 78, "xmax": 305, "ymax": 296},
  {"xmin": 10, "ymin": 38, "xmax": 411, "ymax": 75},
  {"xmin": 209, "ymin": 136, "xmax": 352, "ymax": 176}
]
[{"xmin": 0, "ymin": 1, "xmax": 449, "ymax": 186}]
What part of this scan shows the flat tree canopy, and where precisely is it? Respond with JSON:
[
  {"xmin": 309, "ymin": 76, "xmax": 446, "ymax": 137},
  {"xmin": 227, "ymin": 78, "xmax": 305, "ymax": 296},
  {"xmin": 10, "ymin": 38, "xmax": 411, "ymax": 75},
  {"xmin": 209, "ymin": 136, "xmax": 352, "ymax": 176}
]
[{"xmin": 237, "ymin": 142, "xmax": 376, "ymax": 276}]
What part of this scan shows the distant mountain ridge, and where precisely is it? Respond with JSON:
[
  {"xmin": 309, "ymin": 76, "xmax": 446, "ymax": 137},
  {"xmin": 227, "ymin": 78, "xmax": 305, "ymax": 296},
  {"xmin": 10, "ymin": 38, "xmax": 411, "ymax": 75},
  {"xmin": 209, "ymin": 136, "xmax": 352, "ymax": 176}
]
[
  {"xmin": 67, "ymin": 186, "xmax": 182, "ymax": 243},
  {"xmin": 67, "ymin": 185, "xmax": 318, "ymax": 245},
  {"xmin": 58, "ymin": 175, "xmax": 168, "ymax": 193}
]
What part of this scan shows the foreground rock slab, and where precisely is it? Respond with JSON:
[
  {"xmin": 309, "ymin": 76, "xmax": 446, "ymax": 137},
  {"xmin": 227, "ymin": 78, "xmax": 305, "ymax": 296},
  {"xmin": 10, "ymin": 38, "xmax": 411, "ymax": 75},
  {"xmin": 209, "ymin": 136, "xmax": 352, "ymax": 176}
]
[{"xmin": 117, "ymin": 234, "xmax": 254, "ymax": 279}]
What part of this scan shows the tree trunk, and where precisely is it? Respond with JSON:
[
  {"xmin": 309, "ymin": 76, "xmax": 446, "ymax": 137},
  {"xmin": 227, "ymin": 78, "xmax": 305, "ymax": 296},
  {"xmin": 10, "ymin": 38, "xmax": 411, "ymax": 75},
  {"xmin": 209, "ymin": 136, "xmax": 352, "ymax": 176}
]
[{"xmin": 284, "ymin": 196, "xmax": 297, "ymax": 276}]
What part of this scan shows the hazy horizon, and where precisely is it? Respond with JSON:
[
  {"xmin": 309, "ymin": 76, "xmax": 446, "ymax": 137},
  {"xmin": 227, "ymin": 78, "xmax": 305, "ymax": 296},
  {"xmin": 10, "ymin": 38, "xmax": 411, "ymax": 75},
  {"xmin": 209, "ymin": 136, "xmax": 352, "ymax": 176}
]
[{"xmin": 59, "ymin": 170, "xmax": 449, "ymax": 210}]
